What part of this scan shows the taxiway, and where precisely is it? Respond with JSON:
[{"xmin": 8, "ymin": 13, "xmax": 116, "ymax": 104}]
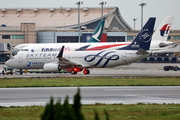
[
  {"xmin": 0, "ymin": 86, "xmax": 180, "ymax": 107},
  {"xmin": 0, "ymin": 63, "xmax": 180, "ymax": 78}
]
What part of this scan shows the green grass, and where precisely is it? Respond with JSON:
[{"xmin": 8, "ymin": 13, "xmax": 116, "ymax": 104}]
[
  {"xmin": 0, "ymin": 77, "xmax": 180, "ymax": 88},
  {"xmin": 0, "ymin": 104, "xmax": 180, "ymax": 120},
  {"xmin": 0, "ymin": 77, "xmax": 180, "ymax": 120}
]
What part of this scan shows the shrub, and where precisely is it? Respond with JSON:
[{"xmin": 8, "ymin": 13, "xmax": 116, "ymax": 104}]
[{"xmin": 41, "ymin": 88, "xmax": 109, "ymax": 120}]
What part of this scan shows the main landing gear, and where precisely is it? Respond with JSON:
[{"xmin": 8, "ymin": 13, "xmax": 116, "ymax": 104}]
[
  {"xmin": 20, "ymin": 69, "xmax": 23, "ymax": 75},
  {"xmin": 83, "ymin": 69, "xmax": 90, "ymax": 74},
  {"xmin": 71, "ymin": 70, "xmax": 77, "ymax": 75},
  {"xmin": 71, "ymin": 69, "xmax": 90, "ymax": 75}
]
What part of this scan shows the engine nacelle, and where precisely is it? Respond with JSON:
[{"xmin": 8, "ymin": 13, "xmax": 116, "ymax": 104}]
[{"xmin": 43, "ymin": 63, "xmax": 62, "ymax": 72}]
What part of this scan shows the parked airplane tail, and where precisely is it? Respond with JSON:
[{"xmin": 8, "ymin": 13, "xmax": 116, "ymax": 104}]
[
  {"xmin": 86, "ymin": 21, "xmax": 105, "ymax": 43},
  {"xmin": 118, "ymin": 17, "xmax": 156, "ymax": 51},
  {"xmin": 152, "ymin": 16, "xmax": 174, "ymax": 41}
]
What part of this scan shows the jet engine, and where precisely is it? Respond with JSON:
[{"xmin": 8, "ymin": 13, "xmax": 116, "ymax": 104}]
[{"xmin": 43, "ymin": 63, "xmax": 62, "ymax": 72}]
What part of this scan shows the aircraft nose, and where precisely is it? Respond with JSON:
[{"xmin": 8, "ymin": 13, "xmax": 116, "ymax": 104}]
[
  {"xmin": 5, "ymin": 60, "xmax": 10, "ymax": 66},
  {"xmin": 5, "ymin": 60, "xmax": 13, "ymax": 67}
]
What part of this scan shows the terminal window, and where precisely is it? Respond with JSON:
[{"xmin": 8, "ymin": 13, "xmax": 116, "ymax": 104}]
[
  {"xmin": 12, "ymin": 35, "xmax": 25, "ymax": 39},
  {"xmin": 167, "ymin": 36, "xmax": 171, "ymax": 40},
  {"xmin": 2, "ymin": 35, "xmax": 10, "ymax": 39},
  {"xmin": 107, "ymin": 36, "xmax": 125, "ymax": 42},
  {"xmin": 127, "ymin": 36, "xmax": 134, "ymax": 40},
  {"xmin": 172, "ymin": 36, "xmax": 180, "ymax": 40},
  {"xmin": 57, "ymin": 36, "xmax": 79, "ymax": 43}
]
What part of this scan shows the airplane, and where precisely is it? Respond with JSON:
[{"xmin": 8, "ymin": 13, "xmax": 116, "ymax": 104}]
[
  {"xmin": 11, "ymin": 16, "xmax": 174, "ymax": 56},
  {"xmin": 11, "ymin": 20, "xmax": 105, "ymax": 56},
  {"xmin": 150, "ymin": 16, "xmax": 175, "ymax": 50},
  {"xmin": 5, "ymin": 17, "xmax": 156, "ymax": 75}
]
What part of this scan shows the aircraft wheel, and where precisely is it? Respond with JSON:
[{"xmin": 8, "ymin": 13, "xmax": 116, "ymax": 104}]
[
  {"xmin": 83, "ymin": 70, "xmax": 90, "ymax": 74},
  {"xmin": 71, "ymin": 71, "xmax": 77, "ymax": 75},
  {"xmin": 164, "ymin": 66, "xmax": 169, "ymax": 71},
  {"xmin": 10, "ymin": 71, "xmax": 13, "ymax": 75},
  {"xmin": 2, "ymin": 70, "xmax": 5, "ymax": 75},
  {"xmin": 20, "ymin": 69, "xmax": 23, "ymax": 75},
  {"xmin": 174, "ymin": 66, "xmax": 179, "ymax": 71}
]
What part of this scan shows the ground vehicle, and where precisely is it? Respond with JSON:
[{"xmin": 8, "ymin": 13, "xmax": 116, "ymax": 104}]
[
  {"xmin": 1, "ymin": 67, "xmax": 15, "ymax": 75},
  {"xmin": 164, "ymin": 65, "xmax": 180, "ymax": 71}
]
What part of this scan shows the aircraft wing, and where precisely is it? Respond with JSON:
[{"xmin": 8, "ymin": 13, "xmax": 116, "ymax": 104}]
[{"xmin": 57, "ymin": 46, "xmax": 90, "ymax": 68}]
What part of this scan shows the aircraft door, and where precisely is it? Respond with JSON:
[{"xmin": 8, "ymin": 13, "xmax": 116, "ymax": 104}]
[
  {"xmin": 19, "ymin": 54, "xmax": 23, "ymax": 63},
  {"xmin": 122, "ymin": 52, "xmax": 127, "ymax": 61}
]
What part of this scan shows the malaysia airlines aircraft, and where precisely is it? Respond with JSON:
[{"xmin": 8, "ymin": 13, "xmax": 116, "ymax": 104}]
[
  {"xmin": 6, "ymin": 17, "xmax": 156, "ymax": 74},
  {"xmin": 11, "ymin": 16, "xmax": 174, "ymax": 57}
]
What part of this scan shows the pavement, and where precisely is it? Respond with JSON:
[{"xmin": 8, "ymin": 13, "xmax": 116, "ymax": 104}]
[
  {"xmin": 0, "ymin": 63, "xmax": 180, "ymax": 78},
  {"xmin": 0, "ymin": 86, "xmax": 180, "ymax": 106}
]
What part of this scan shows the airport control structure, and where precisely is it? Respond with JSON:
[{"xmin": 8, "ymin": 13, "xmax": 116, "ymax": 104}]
[{"xmin": 0, "ymin": 7, "xmax": 180, "ymax": 63}]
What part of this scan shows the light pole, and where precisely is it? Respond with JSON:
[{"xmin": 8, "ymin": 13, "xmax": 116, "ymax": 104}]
[
  {"xmin": 133, "ymin": 17, "xmax": 137, "ymax": 30},
  {"xmin": 99, "ymin": 1, "xmax": 106, "ymax": 21},
  {"xmin": 26, "ymin": 24, "xmax": 28, "ymax": 43},
  {"xmin": 139, "ymin": 2, "xmax": 146, "ymax": 28},
  {"xmin": 76, "ymin": 1, "xmax": 83, "ymax": 43}
]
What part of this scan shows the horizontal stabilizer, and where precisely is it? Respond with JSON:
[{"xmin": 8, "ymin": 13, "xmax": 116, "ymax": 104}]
[
  {"xmin": 159, "ymin": 42, "xmax": 179, "ymax": 48},
  {"xmin": 136, "ymin": 49, "xmax": 149, "ymax": 54}
]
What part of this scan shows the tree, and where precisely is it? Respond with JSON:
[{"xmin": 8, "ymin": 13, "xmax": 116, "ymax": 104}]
[
  {"xmin": 72, "ymin": 88, "xmax": 84, "ymax": 120},
  {"xmin": 41, "ymin": 88, "xmax": 109, "ymax": 120}
]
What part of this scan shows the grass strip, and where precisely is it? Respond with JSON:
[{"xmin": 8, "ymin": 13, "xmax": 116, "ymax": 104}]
[
  {"xmin": 0, "ymin": 77, "xmax": 180, "ymax": 88},
  {"xmin": 0, "ymin": 104, "xmax": 180, "ymax": 120}
]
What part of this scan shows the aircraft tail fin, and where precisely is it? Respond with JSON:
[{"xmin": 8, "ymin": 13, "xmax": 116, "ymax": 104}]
[
  {"xmin": 86, "ymin": 21, "xmax": 105, "ymax": 43},
  {"xmin": 152, "ymin": 16, "xmax": 174, "ymax": 41},
  {"xmin": 118, "ymin": 17, "xmax": 156, "ymax": 51}
]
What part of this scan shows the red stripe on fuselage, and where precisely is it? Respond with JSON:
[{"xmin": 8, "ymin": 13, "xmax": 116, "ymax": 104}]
[{"xmin": 85, "ymin": 43, "xmax": 130, "ymax": 51}]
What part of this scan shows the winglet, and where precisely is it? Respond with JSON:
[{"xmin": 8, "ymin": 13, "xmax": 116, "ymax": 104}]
[
  {"xmin": 118, "ymin": 17, "xmax": 156, "ymax": 51},
  {"xmin": 86, "ymin": 21, "xmax": 105, "ymax": 43},
  {"xmin": 57, "ymin": 46, "xmax": 64, "ymax": 58}
]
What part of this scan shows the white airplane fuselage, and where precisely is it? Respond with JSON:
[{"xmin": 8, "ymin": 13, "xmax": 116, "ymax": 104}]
[
  {"xmin": 6, "ymin": 49, "xmax": 150, "ymax": 70},
  {"xmin": 13, "ymin": 40, "xmax": 173, "ymax": 55}
]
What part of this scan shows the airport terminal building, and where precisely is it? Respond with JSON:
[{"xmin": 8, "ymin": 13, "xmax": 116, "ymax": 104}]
[{"xmin": 0, "ymin": 7, "xmax": 180, "ymax": 62}]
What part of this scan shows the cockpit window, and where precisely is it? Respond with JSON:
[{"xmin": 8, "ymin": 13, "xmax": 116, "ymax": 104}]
[
  {"xmin": 21, "ymin": 49, "xmax": 28, "ymax": 51},
  {"xmin": 12, "ymin": 44, "xmax": 29, "ymax": 56},
  {"xmin": 12, "ymin": 48, "xmax": 21, "ymax": 56}
]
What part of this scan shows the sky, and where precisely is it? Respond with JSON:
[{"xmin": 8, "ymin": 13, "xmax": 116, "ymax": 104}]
[{"xmin": 0, "ymin": 0, "xmax": 179, "ymax": 30}]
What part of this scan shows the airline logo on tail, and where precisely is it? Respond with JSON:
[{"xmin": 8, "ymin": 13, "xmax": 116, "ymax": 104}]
[
  {"xmin": 92, "ymin": 24, "xmax": 103, "ymax": 42},
  {"xmin": 160, "ymin": 24, "xmax": 171, "ymax": 37},
  {"xmin": 118, "ymin": 17, "xmax": 155, "ymax": 50},
  {"xmin": 139, "ymin": 29, "xmax": 151, "ymax": 42},
  {"xmin": 86, "ymin": 21, "xmax": 104, "ymax": 43}
]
